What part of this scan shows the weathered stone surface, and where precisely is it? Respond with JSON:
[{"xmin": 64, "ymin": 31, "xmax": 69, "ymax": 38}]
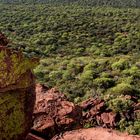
[
  {"xmin": 52, "ymin": 128, "xmax": 140, "ymax": 140},
  {"xmin": 32, "ymin": 84, "xmax": 82, "ymax": 139},
  {"xmin": 0, "ymin": 33, "xmax": 37, "ymax": 140}
]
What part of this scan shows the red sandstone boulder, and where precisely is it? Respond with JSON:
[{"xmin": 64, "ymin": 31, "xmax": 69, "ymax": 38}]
[
  {"xmin": 51, "ymin": 128, "xmax": 140, "ymax": 140},
  {"xmin": 32, "ymin": 84, "xmax": 82, "ymax": 139}
]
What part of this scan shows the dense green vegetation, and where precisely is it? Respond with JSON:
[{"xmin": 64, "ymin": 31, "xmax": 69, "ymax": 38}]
[
  {"xmin": 0, "ymin": 2, "xmax": 140, "ymax": 135},
  {"xmin": 0, "ymin": 0, "xmax": 140, "ymax": 7}
]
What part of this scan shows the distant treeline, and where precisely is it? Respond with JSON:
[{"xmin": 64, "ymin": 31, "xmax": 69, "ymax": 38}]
[{"xmin": 0, "ymin": 0, "xmax": 140, "ymax": 7}]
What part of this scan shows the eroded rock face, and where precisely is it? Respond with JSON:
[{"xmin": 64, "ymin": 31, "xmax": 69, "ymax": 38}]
[
  {"xmin": 0, "ymin": 33, "xmax": 37, "ymax": 140},
  {"xmin": 32, "ymin": 84, "xmax": 82, "ymax": 139},
  {"xmin": 52, "ymin": 128, "xmax": 140, "ymax": 140}
]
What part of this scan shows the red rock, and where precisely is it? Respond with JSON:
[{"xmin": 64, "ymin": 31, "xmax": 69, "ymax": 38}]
[
  {"xmin": 51, "ymin": 128, "xmax": 140, "ymax": 140},
  {"xmin": 80, "ymin": 98, "xmax": 103, "ymax": 110},
  {"xmin": 32, "ymin": 84, "xmax": 82, "ymax": 139},
  {"xmin": 100, "ymin": 112, "xmax": 116, "ymax": 127},
  {"xmin": 80, "ymin": 98, "xmax": 117, "ymax": 128}
]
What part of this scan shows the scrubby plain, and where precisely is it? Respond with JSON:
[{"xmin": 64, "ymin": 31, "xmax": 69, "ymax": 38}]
[{"xmin": 0, "ymin": 2, "xmax": 140, "ymax": 135}]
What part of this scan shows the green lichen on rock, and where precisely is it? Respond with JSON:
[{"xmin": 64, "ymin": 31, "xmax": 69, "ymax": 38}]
[
  {"xmin": 0, "ymin": 46, "xmax": 37, "ymax": 139},
  {"xmin": 0, "ymin": 91, "xmax": 25, "ymax": 139},
  {"xmin": 0, "ymin": 47, "xmax": 38, "ymax": 89}
]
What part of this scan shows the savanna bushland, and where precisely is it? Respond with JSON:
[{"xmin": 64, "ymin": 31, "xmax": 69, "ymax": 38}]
[{"xmin": 0, "ymin": 0, "xmax": 140, "ymax": 135}]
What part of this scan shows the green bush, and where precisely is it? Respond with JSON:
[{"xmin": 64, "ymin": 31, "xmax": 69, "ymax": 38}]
[
  {"xmin": 111, "ymin": 59, "xmax": 129, "ymax": 70},
  {"xmin": 108, "ymin": 96, "xmax": 133, "ymax": 112},
  {"xmin": 109, "ymin": 83, "xmax": 134, "ymax": 95}
]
